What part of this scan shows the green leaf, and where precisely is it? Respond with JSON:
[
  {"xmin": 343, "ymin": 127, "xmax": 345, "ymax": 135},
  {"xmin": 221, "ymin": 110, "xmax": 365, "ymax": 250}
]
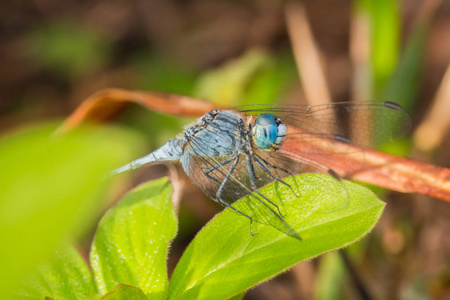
[
  {"xmin": 241, "ymin": 53, "xmax": 298, "ymax": 105},
  {"xmin": 0, "ymin": 124, "xmax": 142, "ymax": 298},
  {"xmin": 168, "ymin": 174, "xmax": 385, "ymax": 300},
  {"xmin": 356, "ymin": 0, "xmax": 400, "ymax": 98},
  {"xmin": 228, "ymin": 292, "xmax": 245, "ymax": 300},
  {"xmin": 17, "ymin": 244, "xmax": 96, "ymax": 300},
  {"xmin": 193, "ymin": 49, "xmax": 273, "ymax": 106},
  {"xmin": 101, "ymin": 284, "xmax": 147, "ymax": 300},
  {"xmin": 382, "ymin": 23, "xmax": 428, "ymax": 113},
  {"xmin": 90, "ymin": 177, "xmax": 177, "ymax": 299},
  {"xmin": 314, "ymin": 252, "xmax": 346, "ymax": 300}
]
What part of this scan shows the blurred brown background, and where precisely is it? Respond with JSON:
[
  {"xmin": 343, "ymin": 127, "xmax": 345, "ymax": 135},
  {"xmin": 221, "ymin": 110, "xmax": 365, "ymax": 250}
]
[{"xmin": 1, "ymin": 0, "xmax": 449, "ymax": 299}]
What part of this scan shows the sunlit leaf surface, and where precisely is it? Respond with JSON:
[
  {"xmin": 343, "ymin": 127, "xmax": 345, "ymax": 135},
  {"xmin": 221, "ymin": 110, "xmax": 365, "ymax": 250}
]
[
  {"xmin": 0, "ymin": 124, "xmax": 143, "ymax": 297},
  {"xmin": 101, "ymin": 284, "xmax": 148, "ymax": 300},
  {"xmin": 91, "ymin": 178, "xmax": 177, "ymax": 299},
  {"xmin": 168, "ymin": 174, "xmax": 385, "ymax": 300},
  {"xmin": 17, "ymin": 244, "xmax": 96, "ymax": 300}
]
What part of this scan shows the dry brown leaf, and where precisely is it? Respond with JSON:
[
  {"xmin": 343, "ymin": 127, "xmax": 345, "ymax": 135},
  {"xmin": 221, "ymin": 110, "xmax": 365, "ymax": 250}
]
[
  {"xmin": 58, "ymin": 88, "xmax": 218, "ymax": 133},
  {"xmin": 284, "ymin": 127, "xmax": 450, "ymax": 202},
  {"xmin": 61, "ymin": 89, "xmax": 450, "ymax": 202}
]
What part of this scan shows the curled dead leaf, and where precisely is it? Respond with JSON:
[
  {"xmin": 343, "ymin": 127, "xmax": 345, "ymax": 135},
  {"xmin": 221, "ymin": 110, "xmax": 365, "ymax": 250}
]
[{"xmin": 61, "ymin": 89, "xmax": 450, "ymax": 202}]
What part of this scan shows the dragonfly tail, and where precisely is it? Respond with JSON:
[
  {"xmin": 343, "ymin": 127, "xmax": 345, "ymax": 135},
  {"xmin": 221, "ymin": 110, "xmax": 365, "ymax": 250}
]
[{"xmin": 110, "ymin": 138, "xmax": 183, "ymax": 176}]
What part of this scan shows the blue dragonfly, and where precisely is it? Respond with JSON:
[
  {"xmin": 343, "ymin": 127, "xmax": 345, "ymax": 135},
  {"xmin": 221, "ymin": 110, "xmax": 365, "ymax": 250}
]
[{"xmin": 112, "ymin": 101, "xmax": 411, "ymax": 240}]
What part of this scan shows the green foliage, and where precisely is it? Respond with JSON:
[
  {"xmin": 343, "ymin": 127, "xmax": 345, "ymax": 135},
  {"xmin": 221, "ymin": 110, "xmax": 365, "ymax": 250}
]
[
  {"xmin": 194, "ymin": 49, "xmax": 297, "ymax": 106},
  {"xmin": 241, "ymin": 52, "xmax": 298, "ymax": 105},
  {"xmin": 119, "ymin": 108, "xmax": 191, "ymax": 150},
  {"xmin": 101, "ymin": 285, "xmax": 148, "ymax": 300},
  {"xmin": 382, "ymin": 23, "xmax": 428, "ymax": 113},
  {"xmin": 26, "ymin": 22, "xmax": 112, "ymax": 78},
  {"xmin": 17, "ymin": 174, "xmax": 384, "ymax": 299},
  {"xmin": 168, "ymin": 175, "xmax": 384, "ymax": 299},
  {"xmin": 123, "ymin": 52, "xmax": 200, "ymax": 151},
  {"xmin": 122, "ymin": 49, "xmax": 298, "ymax": 159},
  {"xmin": 353, "ymin": 0, "xmax": 422, "ymax": 155},
  {"xmin": 130, "ymin": 52, "xmax": 198, "ymax": 95},
  {"xmin": 356, "ymin": 0, "xmax": 400, "ymax": 98},
  {"xmin": 91, "ymin": 178, "xmax": 177, "ymax": 299},
  {"xmin": 355, "ymin": 0, "xmax": 427, "ymax": 113},
  {"xmin": 194, "ymin": 49, "xmax": 270, "ymax": 106},
  {"xmin": 314, "ymin": 252, "xmax": 346, "ymax": 300},
  {"xmin": 17, "ymin": 244, "xmax": 96, "ymax": 300},
  {"xmin": 0, "ymin": 124, "xmax": 144, "ymax": 298}
]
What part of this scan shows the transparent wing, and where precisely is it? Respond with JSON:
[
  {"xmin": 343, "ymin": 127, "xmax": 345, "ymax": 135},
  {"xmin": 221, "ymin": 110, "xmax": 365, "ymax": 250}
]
[
  {"xmin": 236, "ymin": 101, "xmax": 412, "ymax": 152},
  {"xmin": 181, "ymin": 129, "xmax": 304, "ymax": 239},
  {"xmin": 179, "ymin": 102, "xmax": 410, "ymax": 238},
  {"xmin": 181, "ymin": 123, "xmax": 348, "ymax": 239},
  {"xmin": 252, "ymin": 146, "xmax": 350, "ymax": 212},
  {"xmin": 235, "ymin": 101, "xmax": 410, "ymax": 210}
]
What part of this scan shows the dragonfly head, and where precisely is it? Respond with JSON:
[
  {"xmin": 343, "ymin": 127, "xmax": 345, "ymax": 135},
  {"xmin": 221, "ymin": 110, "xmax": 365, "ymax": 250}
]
[{"xmin": 252, "ymin": 113, "xmax": 287, "ymax": 150}]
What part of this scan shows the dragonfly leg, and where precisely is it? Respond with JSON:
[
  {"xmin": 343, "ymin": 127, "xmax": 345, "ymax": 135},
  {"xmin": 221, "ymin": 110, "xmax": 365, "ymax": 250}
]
[
  {"xmin": 204, "ymin": 156, "xmax": 236, "ymax": 175},
  {"xmin": 219, "ymin": 199, "xmax": 256, "ymax": 236},
  {"xmin": 254, "ymin": 154, "xmax": 294, "ymax": 177},
  {"xmin": 253, "ymin": 155, "xmax": 299, "ymax": 197},
  {"xmin": 203, "ymin": 156, "xmax": 236, "ymax": 186},
  {"xmin": 214, "ymin": 156, "xmax": 256, "ymax": 236},
  {"xmin": 246, "ymin": 153, "xmax": 284, "ymax": 217},
  {"xmin": 215, "ymin": 156, "xmax": 240, "ymax": 200}
]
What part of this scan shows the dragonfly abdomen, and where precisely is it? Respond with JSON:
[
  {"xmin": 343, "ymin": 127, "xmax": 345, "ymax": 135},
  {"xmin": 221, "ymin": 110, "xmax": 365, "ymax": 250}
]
[{"xmin": 111, "ymin": 138, "xmax": 182, "ymax": 175}]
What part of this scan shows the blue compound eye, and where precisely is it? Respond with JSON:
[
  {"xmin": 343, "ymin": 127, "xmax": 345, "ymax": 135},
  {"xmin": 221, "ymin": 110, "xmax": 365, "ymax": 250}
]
[{"xmin": 252, "ymin": 113, "xmax": 286, "ymax": 150}]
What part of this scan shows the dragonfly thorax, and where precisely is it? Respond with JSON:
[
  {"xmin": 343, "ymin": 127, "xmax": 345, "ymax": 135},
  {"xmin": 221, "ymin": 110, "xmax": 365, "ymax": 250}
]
[
  {"xmin": 251, "ymin": 113, "xmax": 287, "ymax": 151},
  {"xmin": 183, "ymin": 110, "xmax": 245, "ymax": 157}
]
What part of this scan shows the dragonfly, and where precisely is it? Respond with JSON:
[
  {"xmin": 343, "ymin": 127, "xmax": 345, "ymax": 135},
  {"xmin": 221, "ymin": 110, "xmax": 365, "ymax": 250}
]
[{"xmin": 112, "ymin": 101, "xmax": 411, "ymax": 240}]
